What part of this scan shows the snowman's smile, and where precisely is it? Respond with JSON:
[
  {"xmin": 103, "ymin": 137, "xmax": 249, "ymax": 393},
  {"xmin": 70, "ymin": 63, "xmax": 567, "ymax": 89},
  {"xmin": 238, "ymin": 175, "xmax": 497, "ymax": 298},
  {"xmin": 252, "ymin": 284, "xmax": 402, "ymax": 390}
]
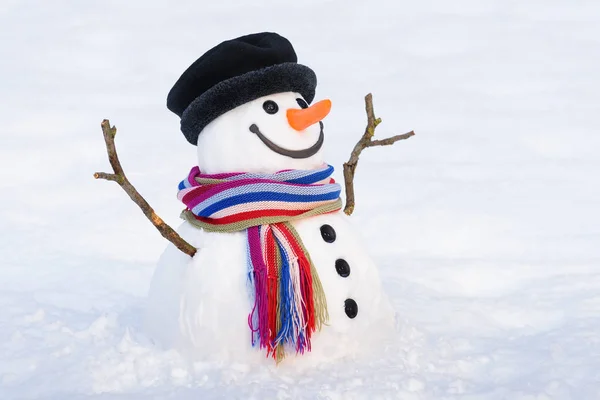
[{"xmin": 249, "ymin": 122, "xmax": 324, "ymax": 159}]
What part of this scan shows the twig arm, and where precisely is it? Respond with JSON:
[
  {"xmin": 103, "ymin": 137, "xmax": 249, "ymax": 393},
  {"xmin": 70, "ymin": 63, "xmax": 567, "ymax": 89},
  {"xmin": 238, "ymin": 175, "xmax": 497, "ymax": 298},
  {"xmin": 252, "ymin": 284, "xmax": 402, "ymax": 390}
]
[
  {"xmin": 94, "ymin": 119, "xmax": 197, "ymax": 257},
  {"xmin": 342, "ymin": 94, "xmax": 415, "ymax": 215},
  {"xmin": 366, "ymin": 131, "xmax": 415, "ymax": 147},
  {"xmin": 93, "ymin": 172, "xmax": 121, "ymax": 183}
]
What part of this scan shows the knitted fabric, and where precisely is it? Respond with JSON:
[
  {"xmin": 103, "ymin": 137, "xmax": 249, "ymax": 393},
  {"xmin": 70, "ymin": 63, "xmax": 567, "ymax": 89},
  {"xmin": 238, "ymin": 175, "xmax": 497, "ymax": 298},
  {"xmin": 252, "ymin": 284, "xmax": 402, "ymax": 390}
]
[{"xmin": 178, "ymin": 164, "xmax": 341, "ymax": 361}]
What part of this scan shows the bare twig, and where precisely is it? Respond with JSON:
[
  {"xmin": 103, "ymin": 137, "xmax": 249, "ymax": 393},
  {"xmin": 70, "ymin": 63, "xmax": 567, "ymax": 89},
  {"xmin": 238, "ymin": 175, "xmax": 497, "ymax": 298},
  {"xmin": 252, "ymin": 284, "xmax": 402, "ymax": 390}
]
[
  {"xmin": 94, "ymin": 119, "xmax": 197, "ymax": 257},
  {"xmin": 366, "ymin": 131, "xmax": 415, "ymax": 147},
  {"xmin": 343, "ymin": 94, "xmax": 415, "ymax": 215}
]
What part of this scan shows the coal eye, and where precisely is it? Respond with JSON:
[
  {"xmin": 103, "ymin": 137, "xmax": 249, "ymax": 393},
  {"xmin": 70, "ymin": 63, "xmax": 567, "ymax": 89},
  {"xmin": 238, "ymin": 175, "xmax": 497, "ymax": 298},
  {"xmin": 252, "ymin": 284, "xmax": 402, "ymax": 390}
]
[
  {"xmin": 296, "ymin": 98, "xmax": 308, "ymax": 109},
  {"xmin": 263, "ymin": 100, "xmax": 279, "ymax": 114}
]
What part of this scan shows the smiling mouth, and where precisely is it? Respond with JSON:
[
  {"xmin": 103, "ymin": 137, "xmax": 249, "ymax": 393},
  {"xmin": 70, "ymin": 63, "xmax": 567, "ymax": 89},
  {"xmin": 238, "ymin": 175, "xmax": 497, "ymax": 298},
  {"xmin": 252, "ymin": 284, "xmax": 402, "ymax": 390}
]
[{"xmin": 249, "ymin": 122, "xmax": 324, "ymax": 159}]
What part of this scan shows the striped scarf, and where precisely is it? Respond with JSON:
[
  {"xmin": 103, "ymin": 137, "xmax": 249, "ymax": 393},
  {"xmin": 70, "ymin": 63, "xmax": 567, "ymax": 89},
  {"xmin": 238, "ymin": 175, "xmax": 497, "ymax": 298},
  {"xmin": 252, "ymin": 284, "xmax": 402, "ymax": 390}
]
[{"xmin": 178, "ymin": 164, "xmax": 342, "ymax": 362}]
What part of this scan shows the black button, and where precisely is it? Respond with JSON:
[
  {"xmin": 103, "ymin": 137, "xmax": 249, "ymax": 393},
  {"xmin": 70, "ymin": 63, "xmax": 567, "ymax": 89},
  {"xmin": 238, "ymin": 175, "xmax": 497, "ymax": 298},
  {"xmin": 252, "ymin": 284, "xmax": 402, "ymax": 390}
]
[
  {"xmin": 320, "ymin": 224, "xmax": 336, "ymax": 243},
  {"xmin": 344, "ymin": 299, "xmax": 358, "ymax": 319},
  {"xmin": 335, "ymin": 259, "xmax": 350, "ymax": 277}
]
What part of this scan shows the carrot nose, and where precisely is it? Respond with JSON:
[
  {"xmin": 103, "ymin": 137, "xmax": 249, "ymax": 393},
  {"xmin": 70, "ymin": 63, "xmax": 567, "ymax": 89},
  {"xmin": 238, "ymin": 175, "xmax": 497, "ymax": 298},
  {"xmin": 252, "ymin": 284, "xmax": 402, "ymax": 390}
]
[{"xmin": 287, "ymin": 99, "xmax": 332, "ymax": 131}]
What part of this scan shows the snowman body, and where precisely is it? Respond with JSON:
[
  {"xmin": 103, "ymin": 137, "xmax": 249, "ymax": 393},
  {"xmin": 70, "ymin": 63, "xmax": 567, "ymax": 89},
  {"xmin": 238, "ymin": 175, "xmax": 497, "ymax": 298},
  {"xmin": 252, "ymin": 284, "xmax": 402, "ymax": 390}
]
[{"xmin": 146, "ymin": 212, "xmax": 395, "ymax": 365}]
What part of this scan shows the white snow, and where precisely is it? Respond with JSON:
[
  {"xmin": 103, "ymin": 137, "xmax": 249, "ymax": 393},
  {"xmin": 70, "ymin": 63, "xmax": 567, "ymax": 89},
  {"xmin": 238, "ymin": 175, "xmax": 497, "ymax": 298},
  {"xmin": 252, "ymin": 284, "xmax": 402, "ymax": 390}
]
[{"xmin": 1, "ymin": 0, "xmax": 599, "ymax": 398}]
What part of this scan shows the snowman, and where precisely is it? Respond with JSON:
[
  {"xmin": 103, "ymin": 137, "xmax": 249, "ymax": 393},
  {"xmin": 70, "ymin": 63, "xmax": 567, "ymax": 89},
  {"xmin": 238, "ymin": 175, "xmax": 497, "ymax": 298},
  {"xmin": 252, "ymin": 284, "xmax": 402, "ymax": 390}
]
[{"xmin": 145, "ymin": 32, "xmax": 395, "ymax": 365}]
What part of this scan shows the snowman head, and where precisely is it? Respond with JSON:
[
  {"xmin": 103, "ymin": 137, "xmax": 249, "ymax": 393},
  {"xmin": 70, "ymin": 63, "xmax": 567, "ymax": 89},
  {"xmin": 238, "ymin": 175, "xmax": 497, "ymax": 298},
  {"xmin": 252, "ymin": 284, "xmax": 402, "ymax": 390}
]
[
  {"xmin": 196, "ymin": 91, "xmax": 331, "ymax": 173},
  {"xmin": 167, "ymin": 32, "xmax": 330, "ymax": 173}
]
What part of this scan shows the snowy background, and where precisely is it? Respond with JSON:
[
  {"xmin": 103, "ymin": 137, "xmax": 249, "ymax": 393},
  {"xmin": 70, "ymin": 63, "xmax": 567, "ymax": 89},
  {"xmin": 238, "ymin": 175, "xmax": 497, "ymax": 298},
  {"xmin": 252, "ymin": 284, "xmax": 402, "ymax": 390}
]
[{"xmin": 1, "ymin": 0, "xmax": 599, "ymax": 398}]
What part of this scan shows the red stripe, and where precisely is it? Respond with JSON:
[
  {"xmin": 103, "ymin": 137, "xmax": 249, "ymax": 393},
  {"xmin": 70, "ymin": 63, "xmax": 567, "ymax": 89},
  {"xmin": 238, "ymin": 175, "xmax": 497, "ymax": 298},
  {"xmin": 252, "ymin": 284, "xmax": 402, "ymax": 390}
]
[
  {"xmin": 190, "ymin": 208, "xmax": 306, "ymax": 225},
  {"xmin": 265, "ymin": 228, "xmax": 279, "ymax": 358},
  {"xmin": 181, "ymin": 184, "xmax": 215, "ymax": 203}
]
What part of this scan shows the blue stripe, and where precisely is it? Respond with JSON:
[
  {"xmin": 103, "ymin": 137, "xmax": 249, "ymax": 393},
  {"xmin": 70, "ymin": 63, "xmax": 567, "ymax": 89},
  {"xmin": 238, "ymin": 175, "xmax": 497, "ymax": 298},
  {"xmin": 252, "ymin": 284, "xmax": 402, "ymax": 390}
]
[
  {"xmin": 287, "ymin": 165, "xmax": 334, "ymax": 184},
  {"xmin": 275, "ymin": 238, "xmax": 293, "ymax": 347},
  {"xmin": 194, "ymin": 190, "xmax": 341, "ymax": 217}
]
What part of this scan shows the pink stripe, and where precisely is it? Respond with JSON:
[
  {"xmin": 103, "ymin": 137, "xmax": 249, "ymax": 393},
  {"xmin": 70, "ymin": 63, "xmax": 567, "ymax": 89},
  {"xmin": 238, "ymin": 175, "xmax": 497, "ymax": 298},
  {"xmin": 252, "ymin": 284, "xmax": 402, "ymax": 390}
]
[
  {"xmin": 180, "ymin": 184, "xmax": 216, "ymax": 204},
  {"xmin": 247, "ymin": 226, "xmax": 269, "ymax": 348},
  {"xmin": 186, "ymin": 166, "xmax": 201, "ymax": 186}
]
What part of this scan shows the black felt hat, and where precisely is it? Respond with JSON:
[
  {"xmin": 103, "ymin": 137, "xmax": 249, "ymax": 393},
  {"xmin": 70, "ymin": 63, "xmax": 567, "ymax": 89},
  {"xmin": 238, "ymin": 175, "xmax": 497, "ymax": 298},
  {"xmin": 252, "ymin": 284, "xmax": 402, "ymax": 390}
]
[{"xmin": 167, "ymin": 32, "xmax": 317, "ymax": 145}]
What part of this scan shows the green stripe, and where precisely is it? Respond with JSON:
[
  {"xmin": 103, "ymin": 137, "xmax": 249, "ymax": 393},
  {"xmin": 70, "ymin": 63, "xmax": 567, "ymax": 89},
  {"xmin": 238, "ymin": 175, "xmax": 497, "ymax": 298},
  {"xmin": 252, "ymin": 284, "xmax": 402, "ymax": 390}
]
[
  {"xmin": 275, "ymin": 240, "xmax": 284, "ymax": 363},
  {"xmin": 193, "ymin": 177, "xmax": 228, "ymax": 185},
  {"xmin": 284, "ymin": 222, "xmax": 329, "ymax": 330}
]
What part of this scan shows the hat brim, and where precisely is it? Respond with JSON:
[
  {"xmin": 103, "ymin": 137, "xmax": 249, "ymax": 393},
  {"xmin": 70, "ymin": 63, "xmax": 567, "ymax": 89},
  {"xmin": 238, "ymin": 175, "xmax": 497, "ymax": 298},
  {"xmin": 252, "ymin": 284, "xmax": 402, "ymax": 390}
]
[{"xmin": 180, "ymin": 63, "xmax": 317, "ymax": 145}]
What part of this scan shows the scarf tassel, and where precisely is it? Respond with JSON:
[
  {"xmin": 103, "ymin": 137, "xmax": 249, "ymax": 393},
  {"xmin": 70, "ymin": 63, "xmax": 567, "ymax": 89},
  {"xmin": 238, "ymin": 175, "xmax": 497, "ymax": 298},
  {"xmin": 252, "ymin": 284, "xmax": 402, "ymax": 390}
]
[{"xmin": 247, "ymin": 222, "xmax": 328, "ymax": 362}]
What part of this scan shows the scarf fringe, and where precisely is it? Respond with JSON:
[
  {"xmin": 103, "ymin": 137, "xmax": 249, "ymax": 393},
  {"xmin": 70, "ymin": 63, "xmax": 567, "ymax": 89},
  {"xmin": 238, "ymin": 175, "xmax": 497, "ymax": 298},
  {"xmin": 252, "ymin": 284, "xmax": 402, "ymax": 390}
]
[{"xmin": 246, "ymin": 222, "xmax": 328, "ymax": 361}]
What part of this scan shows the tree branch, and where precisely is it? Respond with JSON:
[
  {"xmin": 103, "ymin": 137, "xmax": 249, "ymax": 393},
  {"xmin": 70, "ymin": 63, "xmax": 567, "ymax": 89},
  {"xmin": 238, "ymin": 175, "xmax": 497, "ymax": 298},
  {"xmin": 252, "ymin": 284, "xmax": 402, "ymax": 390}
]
[
  {"xmin": 366, "ymin": 131, "xmax": 415, "ymax": 147},
  {"xmin": 94, "ymin": 119, "xmax": 197, "ymax": 257},
  {"xmin": 93, "ymin": 172, "xmax": 121, "ymax": 183},
  {"xmin": 343, "ymin": 94, "xmax": 415, "ymax": 215}
]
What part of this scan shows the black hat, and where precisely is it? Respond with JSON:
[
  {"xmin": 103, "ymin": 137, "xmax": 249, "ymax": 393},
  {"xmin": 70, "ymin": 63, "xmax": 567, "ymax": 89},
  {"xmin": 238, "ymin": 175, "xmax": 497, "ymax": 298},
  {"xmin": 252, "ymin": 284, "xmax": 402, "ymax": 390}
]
[{"xmin": 167, "ymin": 32, "xmax": 317, "ymax": 145}]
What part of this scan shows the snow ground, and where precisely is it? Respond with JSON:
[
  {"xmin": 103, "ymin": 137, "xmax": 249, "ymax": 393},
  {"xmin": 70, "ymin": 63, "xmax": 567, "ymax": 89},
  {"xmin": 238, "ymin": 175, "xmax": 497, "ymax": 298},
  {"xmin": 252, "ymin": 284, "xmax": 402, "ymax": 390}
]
[{"xmin": 1, "ymin": 0, "xmax": 599, "ymax": 398}]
